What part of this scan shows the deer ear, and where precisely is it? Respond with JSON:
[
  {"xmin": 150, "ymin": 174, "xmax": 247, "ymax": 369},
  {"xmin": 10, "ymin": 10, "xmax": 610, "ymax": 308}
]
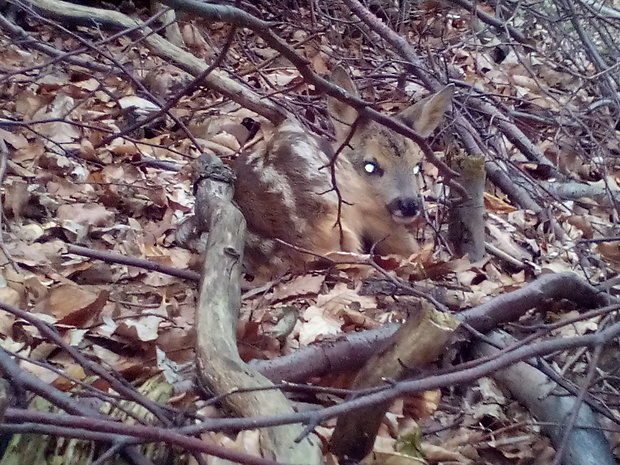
[
  {"xmin": 399, "ymin": 85, "xmax": 453, "ymax": 138},
  {"xmin": 327, "ymin": 66, "xmax": 360, "ymax": 142}
]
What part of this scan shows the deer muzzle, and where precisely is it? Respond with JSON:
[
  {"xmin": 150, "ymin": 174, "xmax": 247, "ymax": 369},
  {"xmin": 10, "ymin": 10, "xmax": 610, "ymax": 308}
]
[{"xmin": 387, "ymin": 197, "xmax": 421, "ymax": 224}]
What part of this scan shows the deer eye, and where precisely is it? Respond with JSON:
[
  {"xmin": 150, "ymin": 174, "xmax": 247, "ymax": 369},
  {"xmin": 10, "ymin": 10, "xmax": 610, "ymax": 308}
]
[
  {"xmin": 364, "ymin": 161, "xmax": 383, "ymax": 176},
  {"xmin": 412, "ymin": 163, "xmax": 422, "ymax": 175}
]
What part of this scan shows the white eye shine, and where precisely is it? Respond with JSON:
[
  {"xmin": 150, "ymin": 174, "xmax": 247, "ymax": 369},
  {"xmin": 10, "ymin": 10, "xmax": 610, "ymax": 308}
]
[
  {"xmin": 364, "ymin": 162, "xmax": 377, "ymax": 174},
  {"xmin": 412, "ymin": 163, "xmax": 422, "ymax": 175}
]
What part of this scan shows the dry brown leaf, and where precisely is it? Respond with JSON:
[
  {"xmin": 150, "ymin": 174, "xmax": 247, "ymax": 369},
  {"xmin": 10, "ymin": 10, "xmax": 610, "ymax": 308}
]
[
  {"xmin": 0, "ymin": 128, "xmax": 28, "ymax": 149},
  {"xmin": 65, "ymin": 328, "xmax": 88, "ymax": 346},
  {"xmin": 0, "ymin": 284, "xmax": 23, "ymax": 308},
  {"xmin": 339, "ymin": 306, "xmax": 379, "ymax": 329},
  {"xmin": 181, "ymin": 23, "xmax": 211, "ymax": 51},
  {"xmin": 265, "ymin": 69, "xmax": 302, "ymax": 87},
  {"xmin": 78, "ymin": 137, "xmax": 101, "ymax": 163},
  {"xmin": 210, "ymin": 131, "xmax": 241, "ymax": 152},
  {"xmin": 268, "ymin": 274, "xmax": 325, "ymax": 302},
  {"xmin": 482, "ymin": 434, "xmax": 541, "ymax": 461},
  {"xmin": 68, "ymin": 262, "xmax": 116, "ymax": 285},
  {"xmin": 162, "ymin": 247, "xmax": 194, "ymax": 270},
  {"xmin": 12, "ymin": 140, "xmax": 45, "ymax": 164},
  {"xmin": 116, "ymin": 300, "xmax": 169, "ymax": 343},
  {"xmin": 540, "ymin": 261, "xmax": 574, "ymax": 274},
  {"xmin": 3, "ymin": 179, "xmax": 30, "ymax": 219},
  {"xmin": 14, "ymin": 225, "xmax": 43, "ymax": 244},
  {"xmin": 141, "ymin": 270, "xmax": 183, "ymax": 287},
  {"xmin": 316, "ymin": 283, "xmax": 377, "ymax": 315},
  {"xmin": 597, "ymin": 242, "xmax": 620, "ymax": 265},
  {"xmin": 32, "ymin": 94, "xmax": 81, "ymax": 150},
  {"xmin": 550, "ymin": 310, "xmax": 599, "ymax": 337},
  {"xmin": 8, "ymin": 239, "xmax": 66, "ymax": 267},
  {"xmin": 486, "ymin": 219, "xmax": 534, "ymax": 262},
  {"xmin": 47, "ymin": 176, "xmax": 95, "ymax": 199},
  {"xmin": 19, "ymin": 358, "xmax": 58, "ymax": 385},
  {"xmin": 0, "ymin": 46, "xmax": 35, "ymax": 70},
  {"xmin": 310, "ymin": 51, "xmax": 329, "ymax": 75},
  {"xmin": 0, "ymin": 277, "xmax": 18, "ymax": 331},
  {"xmin": 90, "ymin": 344, "xmax": 148, "ymax": 377},
  {"xmin": 484, "ymin": 192, "xmax": 516, "ymax": 213},
  {"xmin": 71, "ymin": 77, "xmax": 100, "ymax": 92},
  {"xmin": 564, "ymin": 215, "xmax": 594, "ymax": 239},
  {"xmin": 204, "ymin": 430, "xmax": 261, "ymax": 462},
  {"xmin": 374, "ymin": 254, "xmax": 404, "ymax": 271},
  {"xmin": 156, "ymin": 325, "xmax": 195, "ymax": 364},
  {"xmin": 116, "ymin": 315, "xmax": 163, "ymax": 342},
  {"xmin": 52, "ymin": 364, "xmax": 86, "ymax": 391},
  {"xmin": 363, "ymin": 450, "xmax": 426, "ymax": 465},
  {"xmin": 42, "ymin": 284, "xmax": 108, "ymax": 326},
  {"xmin": 15, "ymin": 89, "xmax": 51, "ymax": 120},
  {"xmin": 39, "ymin": 152, "xmax": 88, "ymax": 179},
  {"xmin": 118, "ymin": 95, "xmax": 159, "ymax": 113},
  {"xmin": 421, "ymin": 442, "xmax": 475, "ymax": 464}
]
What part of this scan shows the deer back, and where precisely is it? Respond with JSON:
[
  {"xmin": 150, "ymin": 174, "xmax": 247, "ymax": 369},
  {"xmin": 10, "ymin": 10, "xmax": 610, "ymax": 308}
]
[{"xmin": 233, "ymin": 120, "xmax": 343, "ymax": 277}]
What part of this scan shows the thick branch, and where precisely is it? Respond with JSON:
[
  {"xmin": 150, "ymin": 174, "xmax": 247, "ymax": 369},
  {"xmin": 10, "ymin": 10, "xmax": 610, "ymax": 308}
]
[
  {"xmin": 473, "ymin": 331, "xmax": 616, "ymax": 465},
  {"xmin": 330, "ymin": 305, "xmax": 459, "ymax": 462},
  {"xmin": 448, "ymin": 154, "xmax": 487, "ymax": 261},
  {"xmin": 253, "ymin": 272, "xmax": 613, "ymax": 381},
  {"xmin": 192, "ymin": 154, "xmax": 320, "ymax": 464}
]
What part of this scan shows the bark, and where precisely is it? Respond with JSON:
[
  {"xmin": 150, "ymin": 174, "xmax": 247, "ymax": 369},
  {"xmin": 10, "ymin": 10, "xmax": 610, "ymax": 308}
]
[
  {"xmin": 192, "ymin": 154, "xmax": 321, "ymax": 465},
  {"xmin": 460, "ymin": 272, "xmax": 612, "ymax": 333},
  {"xmin": 540, "ymin": 180, "xmax": 620, "ymax": 205},
  {"xmin": 151, "ymin": 1, "xmax": 185, "ymax": 48},
  {"xmin": 250, "ymin": 323, "xmax": 401, "ymax": 383},
  {"xmin": 0, "ymin": 378, "xmax": 11, "ymax": 423}
]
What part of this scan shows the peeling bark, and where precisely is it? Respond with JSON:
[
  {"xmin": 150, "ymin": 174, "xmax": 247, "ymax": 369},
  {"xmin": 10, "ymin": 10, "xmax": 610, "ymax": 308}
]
[
  {"xmin": 448, "ymin": 154, "xmax": 487, "ymax": 261},
  {"xmin": 329, "ymin": 304, "xmax": 459, "ymax": 462}
]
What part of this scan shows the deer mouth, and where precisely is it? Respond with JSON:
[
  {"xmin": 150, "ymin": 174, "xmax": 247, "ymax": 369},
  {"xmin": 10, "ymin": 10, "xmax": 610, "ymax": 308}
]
[
  {"xmin": 387, "ymin": 197, "xmax": 421, "ymax": 224},
  {"xmin": 390, "ymin": 212, "xmax": 418, "ymax": 224}
]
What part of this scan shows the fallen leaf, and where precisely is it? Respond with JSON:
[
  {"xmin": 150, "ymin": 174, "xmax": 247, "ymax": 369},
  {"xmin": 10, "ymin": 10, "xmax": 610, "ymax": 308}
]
[
  {"xmin": 0, "ymin": 284, "xmax": 23, "ymax": 308},
  {"xmin": 43, "ymin": 284, "xmax": 108, "ymax": 326},
  {"xmin": 316, "ymin": 283, "xmax": 376, "ymax": 315},
  {"xmin": 268, "ymin": 274, "xmax": 325, "ymax": 302},
  {"xmin": 0, "ymin": 128, "xmax": 28, "ymax": 149},
  {"xmin": 484, "ymin": 192, "xmax": 516, "ymax": 213},
  {"xmin": 597, "ymin": 242, "xmax": 620, "ymax": 265}
]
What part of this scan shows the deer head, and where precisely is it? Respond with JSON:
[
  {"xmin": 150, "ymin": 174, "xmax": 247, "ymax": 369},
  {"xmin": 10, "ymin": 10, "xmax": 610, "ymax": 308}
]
[{"xmin": 327, "ymin": 67, "xmax": 453, "ymax": 224}]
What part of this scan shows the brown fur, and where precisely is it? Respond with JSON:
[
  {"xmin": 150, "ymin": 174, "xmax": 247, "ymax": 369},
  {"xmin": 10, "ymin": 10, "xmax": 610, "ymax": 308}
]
[{"xmin": 233, "ymin": 69, "xmax": 452, "ymax": 279}]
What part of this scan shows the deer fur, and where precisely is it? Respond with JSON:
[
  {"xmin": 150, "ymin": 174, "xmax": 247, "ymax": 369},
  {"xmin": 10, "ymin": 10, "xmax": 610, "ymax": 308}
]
[{"xmin": 233, "ymin": 68, "xmax": 453, "ymax": 279}]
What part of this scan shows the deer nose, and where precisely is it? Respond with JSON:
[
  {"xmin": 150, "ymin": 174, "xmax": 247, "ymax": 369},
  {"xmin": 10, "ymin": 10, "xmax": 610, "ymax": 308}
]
[{"xmin": 388, "ymin": 197, "xmax": 420, "ymax": 218}]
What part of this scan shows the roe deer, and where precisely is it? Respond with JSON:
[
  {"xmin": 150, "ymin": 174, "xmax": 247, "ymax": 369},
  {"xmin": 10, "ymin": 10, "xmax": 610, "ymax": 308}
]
[{"xmin": 233, "ymin": 68, "xmax": 453, "ymax": 280}]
